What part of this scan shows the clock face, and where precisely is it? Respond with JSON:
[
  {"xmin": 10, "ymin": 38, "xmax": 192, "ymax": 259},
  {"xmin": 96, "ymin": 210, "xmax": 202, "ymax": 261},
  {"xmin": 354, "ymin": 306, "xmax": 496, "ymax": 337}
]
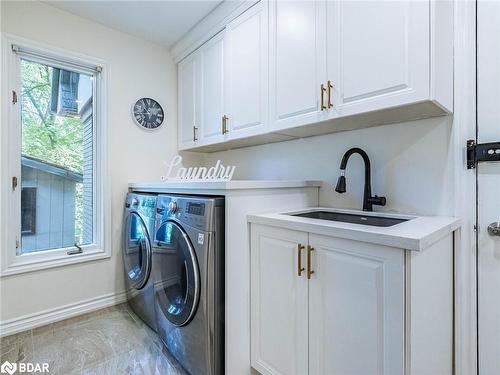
[{"xmin": 132, "ymin": 98, "xmax": 164, "ymax": 130}]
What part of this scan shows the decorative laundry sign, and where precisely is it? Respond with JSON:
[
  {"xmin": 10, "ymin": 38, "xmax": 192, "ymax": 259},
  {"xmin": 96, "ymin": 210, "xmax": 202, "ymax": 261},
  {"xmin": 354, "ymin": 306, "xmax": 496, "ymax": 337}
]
[{"xmin": 161, "ymin": 155, "xmax": 236, "ymax": 182}]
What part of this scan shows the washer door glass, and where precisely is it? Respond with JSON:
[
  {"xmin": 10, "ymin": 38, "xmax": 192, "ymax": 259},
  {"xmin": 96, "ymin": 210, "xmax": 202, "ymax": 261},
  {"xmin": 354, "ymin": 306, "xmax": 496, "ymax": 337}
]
[
  {"xmin": 123, "ymin": 212, "xmax": 152, "ymax": 289},
  {"xmin": 155, "ymin": 220, "xmax": 200, "ymax": 327}
]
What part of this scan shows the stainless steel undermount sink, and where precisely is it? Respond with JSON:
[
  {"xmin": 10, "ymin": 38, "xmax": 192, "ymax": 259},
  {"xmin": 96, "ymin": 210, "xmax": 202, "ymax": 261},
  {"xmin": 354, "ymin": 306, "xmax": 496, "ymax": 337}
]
[{"xmin": 290, "ymin": 210, "xmax": 410, "ymax": 227}]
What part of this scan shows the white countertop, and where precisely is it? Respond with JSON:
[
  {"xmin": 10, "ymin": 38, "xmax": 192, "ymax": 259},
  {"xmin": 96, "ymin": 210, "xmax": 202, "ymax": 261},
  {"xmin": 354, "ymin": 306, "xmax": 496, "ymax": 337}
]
[
  {"xmin": 248, "ymin": 207, "xmax": 461, "ymax": 251},
  {"xmin": 129, "ymin": 180, "xmax": 322, "ymax": 192}
]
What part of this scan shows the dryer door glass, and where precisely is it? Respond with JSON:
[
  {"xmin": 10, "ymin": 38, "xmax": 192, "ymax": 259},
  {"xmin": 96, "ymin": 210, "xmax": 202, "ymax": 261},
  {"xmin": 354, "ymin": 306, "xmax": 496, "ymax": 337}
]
[
  {"xmin": 123, "ymin": 212, "xmax": 152, "ymax": 289},
  {"xmin": 155, "ymin": 220, "xmax": 200, "ymax": 327}
]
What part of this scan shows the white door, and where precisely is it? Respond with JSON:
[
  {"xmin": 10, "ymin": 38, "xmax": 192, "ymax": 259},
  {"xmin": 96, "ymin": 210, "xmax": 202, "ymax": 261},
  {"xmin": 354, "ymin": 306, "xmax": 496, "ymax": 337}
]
[
  {"xmin": 326, "ymin": 0, "xmax": 429, "ymax": 118},
  {"xmin": 178, "ymin": 53, "xmax": 200, "ymax": 149},
  {"xmin": 477, "ymin": 2, "xmax": 500, "ymax": 373},
  {"xmin": 225, "ymin": 1, "xmax": 268, "ymax": 139},
  {"xmin": 250, "ymin": 224, "xmax": 308, "ymax": 375},
  {"xmin": 269, "ymin": 0, "xmax": 327, "ymax": 132},
  {"xmin": 308, "ymin": 234, "xmax": 405, "ymax": 375},
  {"xmin": 200, "ymin": 31, "xmax": 226, "ymax": 144}
]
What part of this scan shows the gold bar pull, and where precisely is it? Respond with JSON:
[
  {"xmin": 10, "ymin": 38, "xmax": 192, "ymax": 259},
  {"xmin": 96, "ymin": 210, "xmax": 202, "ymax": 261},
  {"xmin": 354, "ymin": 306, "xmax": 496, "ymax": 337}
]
[
  {"xmin": 320, "ymin": 84, "xmax": 327, "ymax": 111},
  {"xmin": 307, "ymin": 245, "xmax": 315, "ymax": 279},
  {"xmin": 222, "ymin": 115, "xmax": 229, "ymax": 134},
  {"xmin": 297, "ymin": 244, "xmax": 305, "ymax": 276},
  {"xmin": 193, "ymin": 126, "xmax": 198, "ymax": 141},
  {"xmin": 327, "ymin": 80, "xmax": 333, "ymax": 109}
]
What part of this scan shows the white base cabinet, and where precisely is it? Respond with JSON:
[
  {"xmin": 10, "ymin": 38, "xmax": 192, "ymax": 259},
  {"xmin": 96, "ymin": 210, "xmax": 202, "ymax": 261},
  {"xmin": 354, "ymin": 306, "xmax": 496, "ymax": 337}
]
[
  {"xmin": 250, "ymin": 223, "xmax": 454, "ymax": 375},
  {"xmin": 251, "ymin": 226, "xmax": 309, "ymax": 375},
  {"xmin": 308, "ymin": 234, "xmax": 405, "ymax": 375}
]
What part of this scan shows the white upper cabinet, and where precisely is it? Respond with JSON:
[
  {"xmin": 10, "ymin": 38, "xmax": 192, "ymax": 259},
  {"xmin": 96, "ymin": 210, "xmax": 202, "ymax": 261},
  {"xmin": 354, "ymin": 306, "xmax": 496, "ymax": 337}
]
[
  {"xmin": 176, "ymin": 0, "xmax": 453, "ymax": 152},
  {"xmin": 178, "ymin": 53, "xmax": 200, "ymax": 149},
  {"xmin": 308, "ymin": 234, "xmax": 404, "ymax": 375},
  {"xmin": 225, "ymin": 1, "xmax": 268, "ymax": 139},
  {"xmin": 269, "ymin": 0, "xmax": 327, "ymax": 132},
  {"xmin": 326, "ymin": 0, "xmax": 430, "ymax": 117},
  {"xmin": 200, "ymin": 32, "xmax": 226, "ymax": 145}
]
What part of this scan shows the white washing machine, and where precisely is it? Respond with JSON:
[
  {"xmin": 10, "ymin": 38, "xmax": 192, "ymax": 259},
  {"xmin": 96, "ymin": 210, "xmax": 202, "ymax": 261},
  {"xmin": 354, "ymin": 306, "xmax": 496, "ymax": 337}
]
[
  {"xmin": 122, "ymin": 192, "xmax": 157, "ymax": 331},
  {"xmin": 153, "ymin": 194, "xmax": 225, "ymax": 375}
]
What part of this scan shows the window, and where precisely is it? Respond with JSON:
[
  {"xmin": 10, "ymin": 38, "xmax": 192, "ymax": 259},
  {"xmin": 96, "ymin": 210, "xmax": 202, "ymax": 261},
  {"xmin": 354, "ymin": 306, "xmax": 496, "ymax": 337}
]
[
  {"xmin": 21, "ymin": 187, "xmax": 37, "ymax": 235},
  {"xmin": 20, "ymin": 59, "xmax": 93, "ymax": 254},
  {"xmin": 1, "ymin": 37, "xmax": 110, "ymax": 275}
]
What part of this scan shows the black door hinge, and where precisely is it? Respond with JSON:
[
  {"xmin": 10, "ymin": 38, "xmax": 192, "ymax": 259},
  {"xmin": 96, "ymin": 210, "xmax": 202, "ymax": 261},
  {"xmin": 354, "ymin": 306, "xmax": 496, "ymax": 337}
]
[
  {"xmin": 12, "ymin": 90, "xmax": 18, "ymax": 104},
  {"xmin": 467, "ymin": 139, "xmax": 500, "ymax": 169}
]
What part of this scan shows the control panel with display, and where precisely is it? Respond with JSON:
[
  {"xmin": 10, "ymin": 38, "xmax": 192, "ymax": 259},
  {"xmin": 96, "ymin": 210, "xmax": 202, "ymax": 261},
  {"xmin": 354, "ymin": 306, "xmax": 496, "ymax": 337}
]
[
  {"xmin": 186, "ymin": 202, "xmax": 205, "ymax": 216},
  {"xmin": 155, "ymin": 195, "xmax": 223, "ymax": 233}
]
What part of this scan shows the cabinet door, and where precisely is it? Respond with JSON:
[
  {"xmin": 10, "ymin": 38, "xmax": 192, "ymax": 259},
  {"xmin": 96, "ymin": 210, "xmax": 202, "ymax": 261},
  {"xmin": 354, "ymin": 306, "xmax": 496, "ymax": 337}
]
[
  {"xmin": 308, "ymin": 234, "xmax": 405, "ymax": 375},
  {"xmin": 225, "ymin": 1, "xmax": 268, "ymax": 139},
  {"xmin": 326, "ymin": 0, "xmax": 429, "ymax": 118},
  {"xmin": 178, "ymin": 53, "xmax": 200, "ymax": 149},
  {"xmin": 269, "ymin": 0, "xmax": 327, "ymax": 132},
  {"xmin": 250, "ymin": 224, "xmax": 309, "ymax": 375},
  {"xmin": 200, "ymin": 31, "xmax": 226, "ymax": 144}
]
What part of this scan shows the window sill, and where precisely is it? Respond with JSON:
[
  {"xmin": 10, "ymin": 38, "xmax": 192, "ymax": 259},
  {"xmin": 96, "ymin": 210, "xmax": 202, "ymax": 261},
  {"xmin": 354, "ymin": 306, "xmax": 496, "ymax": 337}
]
[{"xmin": 0, "ymin": 247, "xmax": 111, "ymax": 277}]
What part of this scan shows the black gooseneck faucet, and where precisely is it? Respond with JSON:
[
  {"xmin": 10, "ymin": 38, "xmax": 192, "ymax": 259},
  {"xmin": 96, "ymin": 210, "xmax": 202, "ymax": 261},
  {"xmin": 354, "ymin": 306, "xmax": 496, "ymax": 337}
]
[{"xmin": 335, "ymin": 148, "xmax": 386, "ymax": 212}]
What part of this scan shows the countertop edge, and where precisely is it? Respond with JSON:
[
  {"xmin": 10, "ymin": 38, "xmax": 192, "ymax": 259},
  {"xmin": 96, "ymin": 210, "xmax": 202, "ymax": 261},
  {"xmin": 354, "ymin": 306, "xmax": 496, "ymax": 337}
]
[
  {"xmin": 129, "ymin": 180, "xmax": 323, "ymax": 191},
  {"xmin": 247, "ymin": 212, "xmax": 461, "ymax": 251}
]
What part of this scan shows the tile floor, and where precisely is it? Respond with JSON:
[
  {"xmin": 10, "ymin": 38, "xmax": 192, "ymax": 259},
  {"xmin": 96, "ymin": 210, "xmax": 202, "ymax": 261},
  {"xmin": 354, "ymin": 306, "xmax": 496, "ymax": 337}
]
[{"xmin": 0, "ymin": 304, "xmax": 188, "ymax": 374}]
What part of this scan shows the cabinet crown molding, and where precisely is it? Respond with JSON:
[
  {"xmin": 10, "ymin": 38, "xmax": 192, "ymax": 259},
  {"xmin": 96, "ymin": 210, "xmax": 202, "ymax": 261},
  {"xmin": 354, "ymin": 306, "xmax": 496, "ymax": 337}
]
[{"xmin": 170, "ymin": 0, "xmax": 258, "ymax": 63}]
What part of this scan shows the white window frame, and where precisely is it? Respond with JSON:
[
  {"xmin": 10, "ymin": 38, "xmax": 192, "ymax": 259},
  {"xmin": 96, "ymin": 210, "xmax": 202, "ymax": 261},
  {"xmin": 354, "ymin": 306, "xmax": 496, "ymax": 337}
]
[{"xmin": 0, "ymin": 34, "xmax": 110, "ymax": 276}]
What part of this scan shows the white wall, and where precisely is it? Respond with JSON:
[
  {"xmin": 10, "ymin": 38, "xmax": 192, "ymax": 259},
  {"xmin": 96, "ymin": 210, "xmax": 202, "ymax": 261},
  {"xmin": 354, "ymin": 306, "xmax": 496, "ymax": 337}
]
[
  {"xmin": 205, "ymin": 116, "xmax": 455, "ymax": 216},
  {"xmin": 0, "ymin": 1, "xmax": 201, "ymax": 322}
]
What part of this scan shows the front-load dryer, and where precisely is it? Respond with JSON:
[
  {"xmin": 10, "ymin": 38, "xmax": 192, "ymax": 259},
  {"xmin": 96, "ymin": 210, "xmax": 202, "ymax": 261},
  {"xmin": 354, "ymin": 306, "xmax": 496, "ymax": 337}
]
[
  {"xmin": 153, "ymin": 194, "xmax": 225, "ymax": 375},
  {"xmin": 122, "ymin": 192, "xmax": 157, "ymax": 331}
]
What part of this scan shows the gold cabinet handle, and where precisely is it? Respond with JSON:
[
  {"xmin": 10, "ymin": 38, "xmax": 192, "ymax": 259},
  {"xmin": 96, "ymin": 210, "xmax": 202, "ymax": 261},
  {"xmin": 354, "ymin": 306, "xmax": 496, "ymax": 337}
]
[
  {"xmin": 193, "ymin": 126, "xmax": 198, "ymax": 141},
  {"xmin": 327, "ymin": 80, "xmax": 333, "ymax": 109},
  {"xmin": 297, "ymin": 244, "xmax": 305, "ymax": 276},
  {"xmin": 307, "ymin": 245, "xmax": 315, "ymax": 279},
  {"xmin": 320, "ymin": 84, "xmax": 327, "ymax": 111},
  {"xmin": 221, "ymin": 115, "xmax": 229, "ymax": 134}
]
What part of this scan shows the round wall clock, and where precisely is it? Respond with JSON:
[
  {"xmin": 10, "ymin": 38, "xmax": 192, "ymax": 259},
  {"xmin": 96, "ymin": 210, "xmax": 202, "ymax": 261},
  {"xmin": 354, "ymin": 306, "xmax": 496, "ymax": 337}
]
[{"xmin": 131, "ymin": 97, "xmax": 165, "ymax": 130}]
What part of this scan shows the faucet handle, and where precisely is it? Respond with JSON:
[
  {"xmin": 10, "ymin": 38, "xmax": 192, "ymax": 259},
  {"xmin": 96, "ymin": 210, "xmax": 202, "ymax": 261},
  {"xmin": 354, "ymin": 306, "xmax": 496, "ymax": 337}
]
[{"xmin": 368, "ymin": 195, "xmax": 386, "ymax": 206}]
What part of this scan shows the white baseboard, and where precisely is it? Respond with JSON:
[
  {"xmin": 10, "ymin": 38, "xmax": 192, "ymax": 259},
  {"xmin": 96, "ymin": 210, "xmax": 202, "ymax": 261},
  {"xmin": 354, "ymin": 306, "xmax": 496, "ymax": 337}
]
[{"xmin": 0, "ymin": 291, "xmax": 128, "ymax": 337}]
